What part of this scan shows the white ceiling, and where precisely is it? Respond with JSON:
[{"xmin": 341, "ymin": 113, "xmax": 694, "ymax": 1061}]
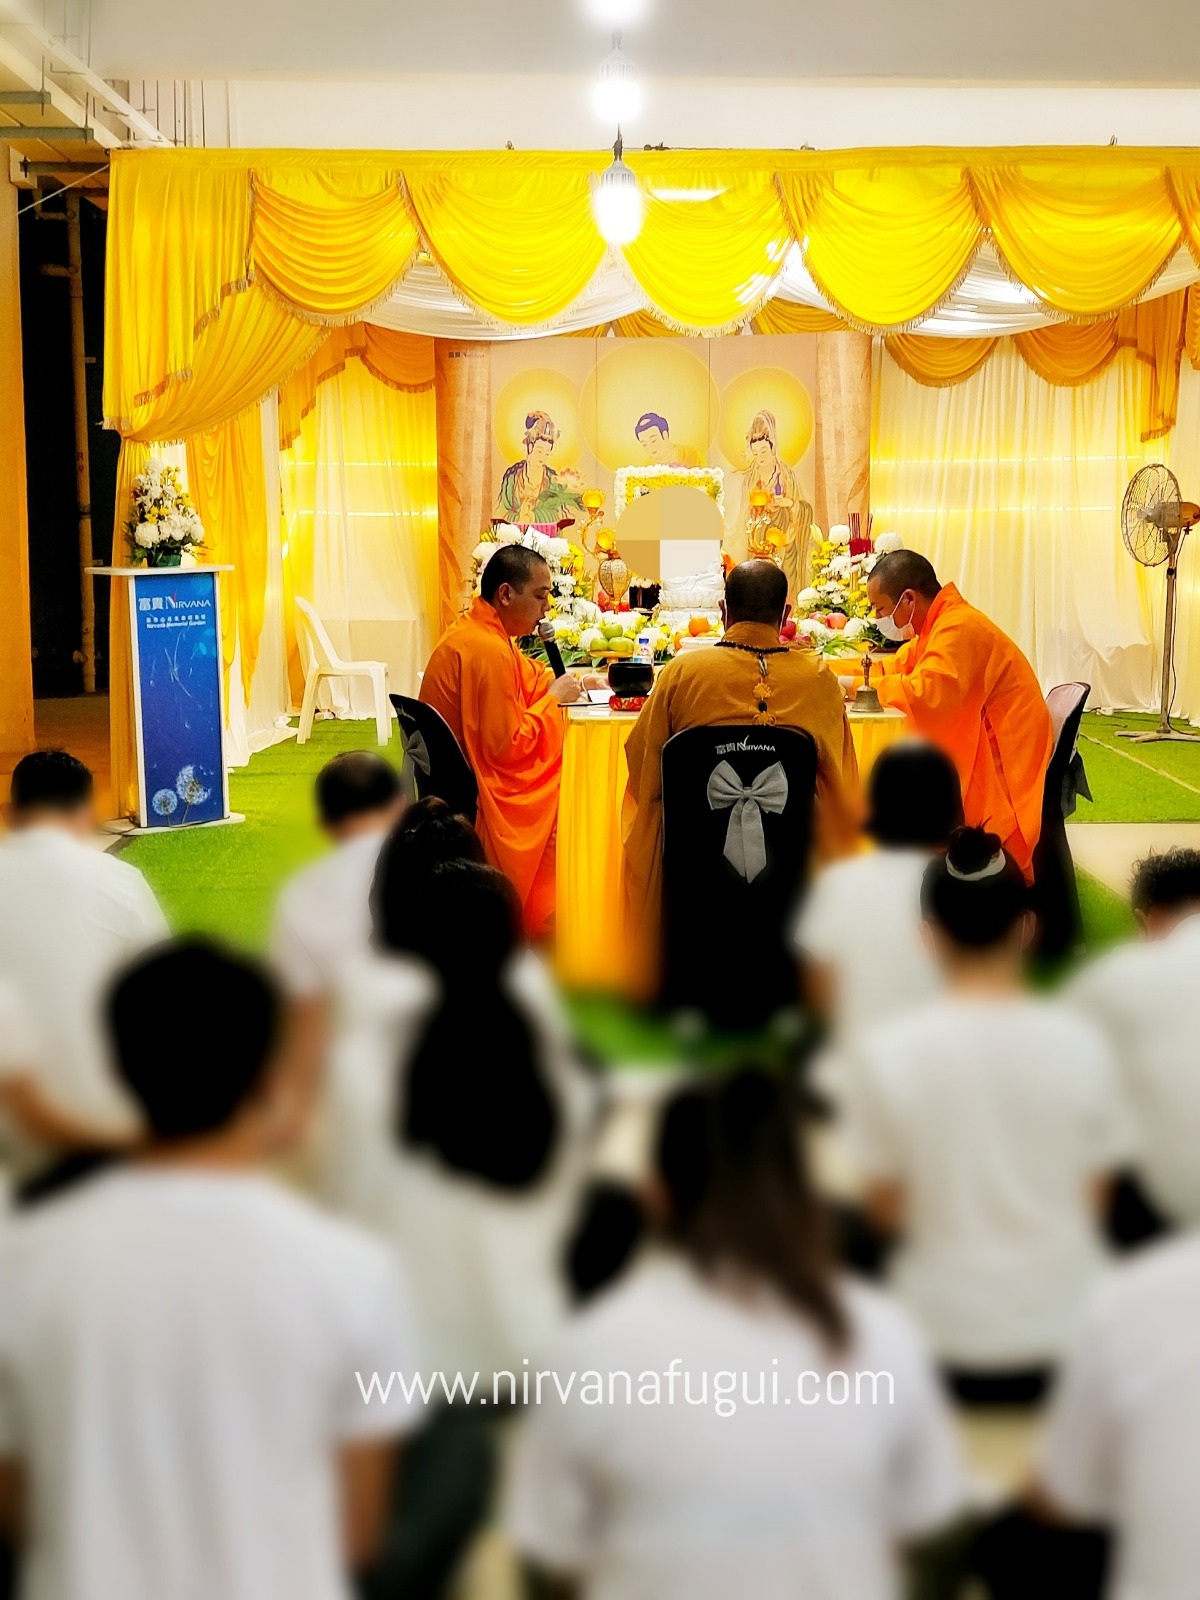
[{"xmin": 89, "ymin": 0, "xmax": 1200, "ymax": 84}]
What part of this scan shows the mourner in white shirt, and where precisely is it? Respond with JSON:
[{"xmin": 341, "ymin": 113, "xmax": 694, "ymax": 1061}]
[
  {"xmin": 794, "ymin": 740, "xmax": 961, "ymax": 1141},
  {"xmin": 1033, "ymin": 1233, "xmax": 1200, "ymax": 1600},
  {"xmin": 0, "ymin": 940, "xmax": 421, "ymax": 1600},
  {"xmin": 328, "ymin": 854, "xmax": 595, "ymax": 1388},
  {"xmin": 270, "ymin": 751, "xmax": 406, "ymax": 1128},
  {"xmin": 854, "ymin": 827, "xmax": 1134, "ymax": 1391},
  {"xmin": 506, "ymin": 1069, "xmax": 966, "ymax": 1600},
  {"xmin": 0, "ymin": 751, "xmax": 168, "ymax": 1177},
  {"xmin": 1067, "ymin": 847, "xmax": 1200, "ymax": 1227}
]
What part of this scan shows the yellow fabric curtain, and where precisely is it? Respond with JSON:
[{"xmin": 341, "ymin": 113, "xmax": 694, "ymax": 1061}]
[
  {"xmin": 750, "ymin": 301, "xmax": 846, "ymax": 335},
  {"xmin": 886, "ymin": 334, "xmax": 998, "ymax": 386},
  {"xmin": 107, "ymin": 440, "xmax": 152, "ymax": 821},
  {"xmin": 251, "ymin": 165, "xmax": 419, "ymax": 323},
  {"xmin": 406, "ymin": 156, "xmax": 607, "ymax": 326},
  {"xmin": 185, "ymin": 409, "xmax": 270, "ymax": 704},
  {"xmin": 779, "ymin": 163, "xmax": 983, "ymax": 331},
  {"xmin": 973, "ymin": 159, "xmax": 1181, "ymax": 319},
  {"xmin": 279, "ymin": 359, "xmax": 438, "ymax": 707},
  {"xmin": 884, "ymin": 289, "xmax": 1189, "ymax": 440},
  {"xmin": 278, "ymin": 325, "xmax": 434, "ymax": 451},
  {"xmin": 623, "ymin": 161, "xmax": 792, "ymax": 332},
  {"xmin": 874, "ymin": 340, "xmax": 1164, "ymax": 711}
]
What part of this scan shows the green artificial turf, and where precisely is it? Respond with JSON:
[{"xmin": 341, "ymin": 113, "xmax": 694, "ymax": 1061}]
[
  {"xmin": 115, "ymin": 711, "xmax": 1177, "ymax": 1064},
  {"xmin": 1074, "ymin": 711, "xmax": 1200, "ymax": 823}
]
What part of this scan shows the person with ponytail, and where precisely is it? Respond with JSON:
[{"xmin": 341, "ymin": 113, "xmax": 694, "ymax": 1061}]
[
  {"xmin": 327, "ymin": 854, "xmax": 596, "ymax": 1388},
  {"xmin": 508, "ymin": 1067, "xmax": 966, "ymax": 1600},
  {"xmin": 853, "ymin": 827, "xmax": 1136, "ymax": 1402}
]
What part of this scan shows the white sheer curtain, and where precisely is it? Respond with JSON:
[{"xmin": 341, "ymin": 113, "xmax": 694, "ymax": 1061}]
[
  {"xmin": 1161, "ymin": 362, "xmax": 1200, "ymax": 724},
  {"xmin": 872, "ymin": 342, "xmax": 1167, "ymax": 712},
  {"xmin": 280, "ymin": 359, "xmax": 438, "ymax": 717}
]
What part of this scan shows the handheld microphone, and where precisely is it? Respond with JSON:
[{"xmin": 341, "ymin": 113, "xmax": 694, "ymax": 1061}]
[{"xmin": 537, "ymin": 619, "xmax": 568, "ymax": 679}]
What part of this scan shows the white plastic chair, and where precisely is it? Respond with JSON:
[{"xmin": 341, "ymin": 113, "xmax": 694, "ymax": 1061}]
[{"xmin": 294, "ymin": 597, "xmax": 391, "ymax": 746}]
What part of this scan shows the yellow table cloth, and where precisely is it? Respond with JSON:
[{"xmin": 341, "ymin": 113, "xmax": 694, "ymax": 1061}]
[{"xmin": 555, "ymin": 704, "xmax": 906, "ymax": 989}]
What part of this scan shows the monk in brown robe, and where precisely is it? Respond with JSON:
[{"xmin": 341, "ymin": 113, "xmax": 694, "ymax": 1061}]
[
  {"xmin": 421, "ymin": 545, "xmax": 584, "ymax": 935},
  {"xmin": 624, "ymin": 560, "xmax": 861, "ymax": 982}
]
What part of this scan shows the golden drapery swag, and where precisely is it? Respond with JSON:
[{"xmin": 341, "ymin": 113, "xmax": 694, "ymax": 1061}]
[
  {"xmin": 104, "ymin": 148, "xmax": 1200, "ymax": 425},
  {"xmin": 277, "ymin": 324, "xmax": 434, "ymax": 452},
  {"xmin": 885, "ymin": 289, "xmax": 1192, "ymax": 440}
]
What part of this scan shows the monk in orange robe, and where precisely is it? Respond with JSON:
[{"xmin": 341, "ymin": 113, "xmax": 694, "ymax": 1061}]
[
  {"xmin": 866, "ymin": 550, "xmax": 1054, "ymax": 879},
  {"xmin": 624, "ymin": 561, "xmax": 860, "ymax": 987},
  {"xmin": 421, "ymin": 545, "xmax": 584, "ymax": 935}
]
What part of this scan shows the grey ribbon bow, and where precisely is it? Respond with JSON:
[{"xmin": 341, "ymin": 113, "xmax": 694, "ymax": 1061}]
[
  {"xmin": 399, "ymin": 726, "xmax": 431, "ymax": 777},
  {"xmin": 706, "ymin": 760, "xmax": 789, "ymax": 882}
]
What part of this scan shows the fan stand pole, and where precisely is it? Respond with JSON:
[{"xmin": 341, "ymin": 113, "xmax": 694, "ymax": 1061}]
[{"xmin": 1118, "ymin": 529, "xmax": 1200, "ymax": 744}]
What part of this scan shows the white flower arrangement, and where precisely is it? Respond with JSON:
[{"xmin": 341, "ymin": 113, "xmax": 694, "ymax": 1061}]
[
  {"xmin": 127, "ymin": 458, "xmax": 204, "ymax": 568},
  {"xmin": 874, "ymin": 531, "xmax": 904, "ymax": 554},
  {"xmin": 612, "ymin": 465, "xmax": 726, "ymax": 519},
  {"xmin": 828, "ymin": 524, "xmax": 852, "ymax": 547},
  {"xmin": 471, "ymin": 525, "xmax": 595, "ymax": 663}
]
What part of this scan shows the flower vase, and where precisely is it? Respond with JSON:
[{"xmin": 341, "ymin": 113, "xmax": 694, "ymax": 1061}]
[{"xmin": 147, "ymin": 548, "xmax": 182, "ymax": 568}]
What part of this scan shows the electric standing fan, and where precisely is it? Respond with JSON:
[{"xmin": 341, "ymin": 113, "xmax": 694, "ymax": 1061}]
[{"xmin": 1118, "ymin": 463, "xmax": 1200, "ymax": 744}]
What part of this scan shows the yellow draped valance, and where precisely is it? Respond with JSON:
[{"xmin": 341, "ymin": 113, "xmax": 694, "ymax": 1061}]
[
  {"xmin": 104, "ymin": 146, "xmax": 1200, "ymax": 435},
  {"xmin": 886, "ymin": 289, "xmax": 1192, "ymax": 440},
  {"xmin": 277, "ymin": 324, "xmax": 435, "ymax": 451}
]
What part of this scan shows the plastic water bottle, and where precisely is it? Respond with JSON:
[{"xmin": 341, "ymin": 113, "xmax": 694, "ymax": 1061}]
[{"xmin": 635, "ymin": 628, "xmax": 654, "ymax": 665}]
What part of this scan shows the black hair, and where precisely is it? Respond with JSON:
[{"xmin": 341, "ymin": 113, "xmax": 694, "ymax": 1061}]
[
  {"xmin": 866, "ymin": 741, "xmax": 964, "ymax": 849},
  {"xmin": 371, "ymin": 798, "xmax": 486, "ymax": 951},
  {"xmin": 1130, "ymin": 847, "xmax": 1200, "ymax": 915},
  {"xmin": 315, "ymin": 750, "xmax": 402, "ymax": 826},
  {"xmin": 723, "ymin": 559, "xmax": 789, "ymax": 624},
  {"xmin": 656, "ymin": 1068, "xmax": 847, "ymax": 1350},
  {"xmin": 10, "ymin": 749, "xmax": 93, "ymax": 812},
  {"xmin": 635, "ymin": 411, "xmax": 669, "ymax": 437},
  {"xmin": 108, "ymin": 939, "xmax": 279, "ymax": 1140},
  {"xmin": 869, "ymin": 549, "xmax": 942, "ymax": 601},
  {"xmin": 921, "ymin": 825, "xmax": 1029, "ymax": 948},
  {"xmin": 480, "ymin": 544, "xmax": 549, "ymax": 604},
  {"xmin": 395, "ymin": 860, "xmax": 559, "ymax": 1190}
]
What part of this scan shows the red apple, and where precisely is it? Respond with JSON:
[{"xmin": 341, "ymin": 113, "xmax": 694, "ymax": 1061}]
[
  {"xmin": 780, "ymin": 619, "xmax": 798, "ymax": 642},
  {"xmin": 824, "ymin": 611, "xmax": 848, "ymax": 631}
]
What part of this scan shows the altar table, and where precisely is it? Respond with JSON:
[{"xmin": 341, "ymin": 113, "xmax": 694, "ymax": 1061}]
[{"xmin": 555, "ymin": 703, "xmax": 906, "ymax": 989}]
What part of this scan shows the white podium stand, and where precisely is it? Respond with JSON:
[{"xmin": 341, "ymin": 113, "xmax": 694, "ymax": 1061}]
[{"xmin": 90, "ymin": 565, "xmax": 237, "ymax": 831}]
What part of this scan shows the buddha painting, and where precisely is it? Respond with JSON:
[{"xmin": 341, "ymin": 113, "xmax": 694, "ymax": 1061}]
[
  {"xmin": 494, "ymin": 410, "xmax": 585, "ymax": 527},
  {"xmin": 732, "ymin": 408, "xmax": 813, "ymax": 601}
]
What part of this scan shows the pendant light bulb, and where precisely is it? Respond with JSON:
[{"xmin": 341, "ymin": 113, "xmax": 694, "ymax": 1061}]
[{"xmin": 591, "ymin": 136, "xmax": 644, "ymax": 246}]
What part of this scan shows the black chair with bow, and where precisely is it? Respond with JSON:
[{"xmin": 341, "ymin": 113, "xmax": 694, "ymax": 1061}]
[
  {"xmin": 659, "ymin": 724, "xmax": 819, "ymax": 1028},
  {"xmin": 390, "ymin": 695, "xmax": 478, "ymax": 827}
]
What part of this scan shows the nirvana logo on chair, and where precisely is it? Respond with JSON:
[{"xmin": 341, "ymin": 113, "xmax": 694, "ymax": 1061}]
[{"xmin": 714, "ymin": 736, "xmax": 778, "ymax": 757}]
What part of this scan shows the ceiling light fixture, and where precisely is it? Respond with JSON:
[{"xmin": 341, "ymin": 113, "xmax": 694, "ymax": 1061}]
[
  {"xmin": 591, "ymin": 134, "xmax": 644, "ymax": 246},
  {"xmin": 583, "ymin": 0, "xmax": 648, "ymax": 25},
  {"xmin": 594, "ymin": 36, "xmax": 640, "ymax": 123}
]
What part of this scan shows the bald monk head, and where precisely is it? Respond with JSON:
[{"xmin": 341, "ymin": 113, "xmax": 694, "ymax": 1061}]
[
  {"xmin": 481, "ymin": 544, "xmax": 554, "ymax": 638},
  {"xmin": 866, "ymin": 549, "xmax": 942, "ymax": 641},
  {"xmin": 721, "ymin": 560, "xmax": 791, "ymax": 634}
]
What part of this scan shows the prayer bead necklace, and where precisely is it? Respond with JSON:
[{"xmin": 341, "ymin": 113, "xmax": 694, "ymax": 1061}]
[{"xmin": 715, "ymin": 638, "xmax": 788, "ymax": 724}]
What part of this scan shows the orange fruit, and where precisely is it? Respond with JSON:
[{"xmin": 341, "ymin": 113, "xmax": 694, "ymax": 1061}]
[{"xmin": 688, "ymin": 616, "xmax": 711, "ymax": 637}]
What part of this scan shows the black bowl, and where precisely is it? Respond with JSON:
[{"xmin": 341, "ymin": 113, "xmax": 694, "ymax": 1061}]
[{"xmin": 607, "ymin": 661, "xmax": 654, "ymax": 697}]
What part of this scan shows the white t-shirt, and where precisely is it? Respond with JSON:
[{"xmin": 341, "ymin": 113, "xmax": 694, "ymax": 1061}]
[
  {"xmin": 270, "ymin": 831, "xmax": 387, "ymax": 1000},
  {"xmin": 327, "ymin": 948, "xmax": 597, "ymax": 1385},
  {"xmin": 506, "ymin": 1255, "xmax": 966, "ymax": 1600},
  {"xmin": 0, "ymin": 828, "xmax": 168, "ymax": 1150},
  {"xmin": 794, "ymin": 848, "xmax": 943, "ymax": 1056},
  {"xmin": 0, "ymin": 1168, "xmax": 421, "ymax": 1600},
  {"xmin": 854, "ymin": 994, "xmax": 1135, "ymax": 1368},
  {"xmin": 1067, "ymin": 913, "xmax": 1200, "ymax": 1224},
  {"xmin": 1039, "ymin": 1235, "xmax": 1200, "ymax": 1600}
]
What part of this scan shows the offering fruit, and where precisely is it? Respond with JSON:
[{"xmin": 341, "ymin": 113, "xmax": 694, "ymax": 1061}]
[
  {"xmin": 601, "ymin": 620, "xmax": 626, "ymax": 642},
  {"xmin": 579, "ymin": 628, "xmax": 604, "ymax": 654},
  {"xmin": 824, "ymin": 611, "xmax": 848, "ymax": 631},
  {"xmin": 780, "ymin": 619, "xmax": 798, "ymax": 642},
  {"xmin": 688, "ymin": 616, "xmax": 711, "ymax": 637},
  {"xmin": 607, "ymin": 636, "xmax": 635, "ymax": 658}
]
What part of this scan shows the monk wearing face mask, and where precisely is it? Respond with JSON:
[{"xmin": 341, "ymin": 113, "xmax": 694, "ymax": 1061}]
[{"xmin": 864, "ymin": 550, "xmax": 1053, "ymax": 881}]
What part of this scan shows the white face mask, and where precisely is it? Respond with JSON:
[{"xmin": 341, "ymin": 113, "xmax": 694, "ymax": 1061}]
[{"xmin": 875, "ymin": 593, "xmax": 915, "ymax": 643}]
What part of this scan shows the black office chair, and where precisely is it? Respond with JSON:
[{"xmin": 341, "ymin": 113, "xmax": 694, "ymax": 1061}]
[
  {"xmin": 1032, "ymin": 681, "xmax": 1091, "ymax": 961},
  {"xmin": 390, "ymin": 695, "xmax": 478, "ymax": 827},
  {"xmin": 659, "ymin": 724, "xmax": 818, "ymax": 1028}
]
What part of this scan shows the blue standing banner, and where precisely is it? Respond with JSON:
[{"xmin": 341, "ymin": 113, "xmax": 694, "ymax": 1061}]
[{"xmin": 128, "ymin": 569, "xmax": 229, "ymax": 829}]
